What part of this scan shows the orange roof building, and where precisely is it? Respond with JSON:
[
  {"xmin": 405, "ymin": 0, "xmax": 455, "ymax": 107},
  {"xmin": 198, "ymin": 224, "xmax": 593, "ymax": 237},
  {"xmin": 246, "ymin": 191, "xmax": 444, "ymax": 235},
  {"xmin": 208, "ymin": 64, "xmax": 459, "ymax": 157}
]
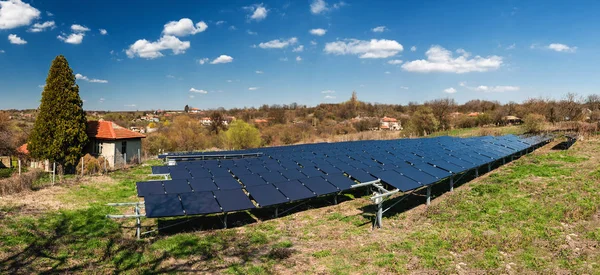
[{"xmin": 86, "ymin": 120, "xmax": 146, "ymax": 140}]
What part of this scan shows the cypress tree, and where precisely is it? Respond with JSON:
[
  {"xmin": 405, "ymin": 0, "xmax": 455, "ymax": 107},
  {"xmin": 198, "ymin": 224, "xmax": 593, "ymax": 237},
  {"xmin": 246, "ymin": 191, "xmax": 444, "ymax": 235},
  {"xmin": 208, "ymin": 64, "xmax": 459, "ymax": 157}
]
[{"xmin": 28, "ymin": 55, "xmax": 89, "ymax": 170}]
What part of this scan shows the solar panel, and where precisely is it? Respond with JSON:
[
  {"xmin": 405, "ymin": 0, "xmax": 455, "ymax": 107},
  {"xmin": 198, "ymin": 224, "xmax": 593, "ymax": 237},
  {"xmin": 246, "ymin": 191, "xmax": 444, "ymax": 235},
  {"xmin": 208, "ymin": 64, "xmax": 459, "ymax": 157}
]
[
  {"xmin": 190, "ymin": 168, "xmax": 212, "ymax": 178},
  {"xmin": 189, "ymin": 178, "xmax": 219, "ymax": 192},
  {"xmin": 213, "ymin": 189, "xmax": 255, "ymax": 212},
  {"xmin": 213, "ymin": 176, "xmax": 242, "ymax": 190},
  {"xmin": 259, "ymin": 171, "xmax": 288, "ymax": 184},
  {"xmin": 323, "ymin": 174, "xmax": 355, "ymax": 190},
  {"xmin": 245, "ymin": 184, "xmax": 289, "ymax": 206},
  {"xmin": 137, "ymin": 181, "xmax": 165, "ymax": 197},
  {"xmin": 395, "ymin": 167, "xmax": 438, "ymax": 186},
  {"xmin": 412, "ymin": 163, "xmax": 451, "ymax": 179},
  {"xmin": 299, "ymin": 177, "xmax": 339, "ymax": 195},
  {"xmin": 180, "ymin": 192, "xmax": 222, "ymax": 215},
  {"xmin": 371, "ymin": 170, "xmax": 421, "ymax": 192},
  {"xmin": 273, "ymin": 180, "xmax": 316, "ymax": 201},
  {"xmin": 210, "ymin": 167, "xmax": 232, "ymax": 178},
  {"xmin": 145, "ymin": 194, "xmax": 184, "ymax": 218},
  {"xmin": 300, "ymin": 167, "xmax": 325, "ymax": 177},
  {"xmin": 169, "ymin": 169, "xmax": 191, "ymax": 180},
  {"xmin": 229, "ymin": 166, "xmax": 251, "ymax": 176},
  {"xmin": 163, "ymin": 179, "xmax": 193, "ymax": 194},
  {"xmin": 247, "ymin": 165, "xmax": 269, "ymax": 174},
  {"xmin": 151, "ymin": 166, "xmax": 170, "ymax": 174},
  {"xmin": 279, "ymin": 169, "xmax": 307, "ymax": 180},
  {"xmin": 346, "ymin": 169, "xmax": 377, "ymax": 183},
  {"xmin": 237, "ymin": 173, "xmax": 268, "ymax": 187}
]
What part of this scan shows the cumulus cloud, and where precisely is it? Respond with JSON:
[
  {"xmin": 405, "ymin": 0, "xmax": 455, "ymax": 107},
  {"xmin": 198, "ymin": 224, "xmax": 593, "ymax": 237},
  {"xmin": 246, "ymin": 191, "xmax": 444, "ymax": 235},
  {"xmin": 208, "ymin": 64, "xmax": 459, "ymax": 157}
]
[
  {"xmin": 324, "ymin": 39, "xmax": 403, "ymax": 59},
  {"xmin": 506, "ymin": 43, "xmax": 515, "ymax": 50},
  {"xmin": 372, "ymin": 26, "xmax": 386, "ymax": 33},
  {"xmin": 247, "ymin": 30, "xmax": 257, "ymax": 35},
  {"xmin": 399, "ymin": 86, "xmax": 409, "ymax": 90},
  {"xmin": 163, "ymin": 18, "xmax": 207, "ymax": 37},
  {"xmin": 309, "ymin": 28, "xmax": 327, "ymax": 36},
  {"xmin": 321, "ymin": 90, "xmax": 335, "ymax": 93},
  {"xmin": 71, "ymin": 24, "xmax": 90, "ymax": 32},
  {"xmin": 324, "ymin": 95, "xmax": 336, "ymax": 99},
  {"xmin": 28, "ymin": 20, "xmax": 54, "ymax": 32},
  {"xmin": 215, "ymin": 20, "xmax": 225, "ymax": 25},
  {"xmin": 402, "ymin": 45, "xmax": 503, "ymax": 73},
  {"xmin": 126, "ymin": 35, "xmax": 190, "ymax": 59},
  {"xmin": 310, "ymin": 40, "xmax": 317, "ymax": 46},
  {"xmin": 124, "ymin": 104, "xmax": 136, "ymax": 107},
  {"xmin": 210, "ymin": 55, "xmax": 233, "ymax": 64},
  {"xmin": 387, "ymin": 59, "xmax": 403, "ymax": 65},
  {"xmin": 296, "ymin": 56, "xmax": 302, "ymax": 61},
  {"xmin": 57, "ymin": 33, "xmax": 84, "ymax": 44},
  {"xmin": 75, "ymin": 73, "xmax": 108, "ymax": 83},
  {"xmin": 189, "ymin": 88, "xmax": 208, "ymax": 94},
  {"xmin": 258, "ymin": 37, "xmax": 298, "ymax": 49},
  {"xmin": 459, "ymin": 81, "xmax": 520, "ymax": 92},
  {"xmin": 99, "ymin": 29, "xmax": 107, "ymax": 35},
  {"xmin": 410, "ymin": 46, "xmax": 416, "ymax": 52},
  {"xmin": 198, "ymin": 58, "xmax": 209, "ymax": 65},
  {"xmin": 310, "ymin": 0, "xmax": 345, "ymax": 15},
  {"xmin": 443, "ymin": 87, "xmax": 456, "ymax": 94},
  {"xmin": 547, "ymin": 43, "xmax": 576, "ymax": 53},
  {"xmin": 245, "ymin": 4, "xmax": 268, "ymax": 21},
  {"xmin": 0, "ymin": 49, "xmax": 4, "ymax": 53},
  {"xmin": 248, "ymin": 87, "xmax": 259, "ymax": 90},
  {"xmin": 0, "ymin": 0, "xmax": 40, "ymax": 30},
  {"xmin": 292, "ymin": 45, "xmax": 304, "ymax": 52},
  {"xmin": 7, "ymin": 33, "xmax": 26, "ymax": 44},
  {"xmin": 255, "ymin": 70, "xmax": 263, "ymax": 74}
]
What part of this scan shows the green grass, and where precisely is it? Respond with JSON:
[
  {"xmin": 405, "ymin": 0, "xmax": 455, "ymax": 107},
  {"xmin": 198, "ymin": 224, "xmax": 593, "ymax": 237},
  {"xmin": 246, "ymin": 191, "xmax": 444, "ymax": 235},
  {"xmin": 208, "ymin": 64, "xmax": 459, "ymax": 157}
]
[{"xmin": 430, "ymin": 125, "xmax": 525, "ymax": 137}]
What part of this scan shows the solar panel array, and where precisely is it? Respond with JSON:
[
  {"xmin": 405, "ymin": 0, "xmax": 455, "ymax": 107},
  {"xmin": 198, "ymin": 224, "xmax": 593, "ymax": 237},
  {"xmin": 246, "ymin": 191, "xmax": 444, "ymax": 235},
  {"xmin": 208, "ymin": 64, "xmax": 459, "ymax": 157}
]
[{"xmin": 140, "ymin": 134, "xmax": 551, "ymax": 218}]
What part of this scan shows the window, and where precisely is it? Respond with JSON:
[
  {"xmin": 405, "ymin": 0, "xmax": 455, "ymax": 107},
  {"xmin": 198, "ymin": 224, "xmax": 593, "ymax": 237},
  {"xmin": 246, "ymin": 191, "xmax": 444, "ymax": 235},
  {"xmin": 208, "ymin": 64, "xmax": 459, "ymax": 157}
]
[
  {"xmin": 121, "ymin": 141, "xmax": 127, "ymax": 155},
  {"xmin": 93, "ymin": 141, "xmax": 103, "ymax": 155}
]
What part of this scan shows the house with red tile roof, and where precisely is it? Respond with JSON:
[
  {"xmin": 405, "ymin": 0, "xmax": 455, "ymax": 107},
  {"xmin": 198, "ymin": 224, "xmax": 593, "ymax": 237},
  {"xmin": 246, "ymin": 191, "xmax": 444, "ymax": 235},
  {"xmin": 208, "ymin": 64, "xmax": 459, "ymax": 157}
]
[
  {"xmin": 85, "ymin": 120, "xmax": 145, "ymax": 167},
  {"xmin": 380, "ymin": 116, "xmax": 401, "ymax": 130}
]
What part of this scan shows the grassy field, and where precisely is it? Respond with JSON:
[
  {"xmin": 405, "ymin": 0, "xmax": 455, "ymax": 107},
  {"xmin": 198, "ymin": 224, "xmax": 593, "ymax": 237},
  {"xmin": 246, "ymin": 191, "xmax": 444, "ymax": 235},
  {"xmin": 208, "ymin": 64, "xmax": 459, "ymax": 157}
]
[{"xmin": 1, "ymin": 136, "xmax": 599, "ymax": 274}]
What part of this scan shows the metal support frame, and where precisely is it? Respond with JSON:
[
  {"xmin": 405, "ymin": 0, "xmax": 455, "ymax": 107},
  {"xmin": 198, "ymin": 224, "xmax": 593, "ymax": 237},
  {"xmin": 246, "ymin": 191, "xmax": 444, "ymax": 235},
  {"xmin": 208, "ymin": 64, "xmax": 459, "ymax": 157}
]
[
  {"xmin": 449, "ymin": 176, "xmax": 454, "ymax": 192},
  {"xmin": 165, "ymin": 152, "xmax": 263, "ymax": 162},
  {"xmin": 148, "ymin": 173, "xmax": 170, "ymax": 180},
  {"xmin": 426, "ymin": 186, "xmax": 432, "ymax": 206}
]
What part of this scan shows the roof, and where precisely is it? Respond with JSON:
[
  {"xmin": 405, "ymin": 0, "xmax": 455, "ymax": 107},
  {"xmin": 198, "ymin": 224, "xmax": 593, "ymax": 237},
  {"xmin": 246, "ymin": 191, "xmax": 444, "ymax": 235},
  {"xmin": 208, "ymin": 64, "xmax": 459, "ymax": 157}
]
[
  {"xmin": 86, "ymin": 120, "xmax": 146, "ymax": 140},
  {"xmin": 381, "ymin": 116, "xmax": 397, "ymax": 122},
  {"xmin": 503, "ymin": 115, "xmax": 521, "ymax": 120},
  {"xmin": 17, "ymin": 143, "xmax": 29, "ymax": 155},
  {"xmin": 468, "ymin": 112, "xmax": 481, "ymax": 117}
]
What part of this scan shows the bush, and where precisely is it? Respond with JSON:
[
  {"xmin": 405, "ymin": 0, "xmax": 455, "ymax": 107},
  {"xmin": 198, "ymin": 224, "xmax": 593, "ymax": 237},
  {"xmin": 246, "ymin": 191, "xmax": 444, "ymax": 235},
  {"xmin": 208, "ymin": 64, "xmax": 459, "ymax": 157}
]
[
  {"xmin": 523, "ymin": 114, "xmax": 546, "ymax": 133},
  {"xmin": 0, "ymin": 169, "xmax": 43, "ymax": 196},
  {"xmin": 76, "ymin": 154, "xmax": 105, "ymax": 175},
  {"xmin": 224, "ymin": 120, "xmax": 262, "ymax": 150},
  {"xmin": 406, "ymin": 107, "xmax": 439, "ymax": 136}
]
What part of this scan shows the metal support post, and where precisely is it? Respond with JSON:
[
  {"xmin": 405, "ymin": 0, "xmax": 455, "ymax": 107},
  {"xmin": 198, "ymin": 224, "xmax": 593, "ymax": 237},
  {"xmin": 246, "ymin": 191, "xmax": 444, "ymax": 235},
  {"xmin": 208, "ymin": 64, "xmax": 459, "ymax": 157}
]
[
  {"xmin": 81, "ymin": 157, "xmax": 84, "ymax": 176},
  {"xmin": 426, "ymin": 186, "xmax": 431, "ymax": 206},
  {"xmin": 18, "ymin": 159, "xmax": 21, "ymax": 176},
  {"xmin": 375, "ymin": 196, "xmax": 383, "ymax": 228},
  {"xmin": 135, "ymin": 205, "xmax": 141, "ymax": 239},
  {"xmin": 275, "ymin": 207, "xmax": 279, "ymax": 218},
  {"xmin": 334, "ymin": 195, "xmax": 338, "ymax": 205},
  {"xmin": 52, "ymin": 162, "xmax": 56, "ymax": 185},
  {"xmin": 502, "ymin": 157, "xmax": 505, "ymax": 164},
  {"xmin": 487, "ymin": 163, "xmax": 491, "ymax": 172},
  {"xmin": 475, "ymin": 167, "xmax": 479, "ymax": 178},
  {"xmin": 223, "ymin": 213, "xmax": 228, "ymax": 229},
  {"xmin": 449, "ymin": 176, "xmax": 454, "ymax": 192}
]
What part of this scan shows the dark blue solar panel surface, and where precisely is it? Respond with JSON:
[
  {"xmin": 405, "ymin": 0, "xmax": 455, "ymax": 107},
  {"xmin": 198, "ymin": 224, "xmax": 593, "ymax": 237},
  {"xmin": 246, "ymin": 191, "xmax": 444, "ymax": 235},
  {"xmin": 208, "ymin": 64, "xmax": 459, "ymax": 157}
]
[
  {"xmin": 145, "ymin": 194, "xmax": 184, "ymax": 218},
  {"xmin": 189, "ymin": 178, "xmax": 219, "ymax": 192},
  {"xmin": 137, "ymin": 181, "xmax": 165, "ymax": 197},
  {"xmin": 213, "ymin": 189, "xmax": 255, "ymax": 212},
  {"xmin": 274, "ymin": 181, "xmax": 316, "ymax": 201},
  {"xmin": 180, "ymin": 192, "xmax": 222, "ymax": 215},
  {"xmin": 146, "ymin": 134, "xmax": 551, "ymax": 217},
  {"xmin": 245, "ymin": 184, "xmax": 289, "ymax": 206}
]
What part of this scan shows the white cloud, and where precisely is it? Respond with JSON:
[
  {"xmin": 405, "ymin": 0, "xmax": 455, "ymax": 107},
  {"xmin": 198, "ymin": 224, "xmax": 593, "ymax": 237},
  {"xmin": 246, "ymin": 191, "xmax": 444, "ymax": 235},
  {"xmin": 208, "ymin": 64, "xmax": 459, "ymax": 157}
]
[
  {"xmin": 292, "ymin": 45, "xmax": 304, "ymax": 52},
  {"xmin": 28, "ymin": 20, "xmax": 54, "ymax": 32},
  {"xmin": 384, "ymin": 71, "xmax": 391, "ymax": 74},
  {"xmin": 296, "ymin": 56, "xmax": 302, "ymax": 61},
  {"xmin": 163, "ymin": 18, "xmax": 207, "ymax": 37},
  {"xmin": 7, "ymin": 33, "xmax": 25, "ymax": 44},
  {"xmin": 57, "ymin": 32, "xmax": 84, "ymax": 44},
  {"xmin": 198, "ymin": 58, "xmax": 209, "ymax": 65},
  {"xmin": 0, "ymin": 0, "xmax": 40, "ymax": 30},
  {"xmin": 248, "ymin": 87, "xmax": 259, "ymax": 91},
  {"xmin": 506, "ymin": 43, "xmax": 515, "ymax": 50},
  {"xmin": 226, "ymin": 80, "xmax": 232, "ymax": 83},
  {"xmin": 279, "ymin": 57, "xmax": 288, "ymax": 61},
  {"xmin": 99, "ymin": 98, "xmax": 105, "ymax": 103},
  {"xmin": 372, "ymin": 26, "xmax": 386, "ymax": 33},
  {"xmin": 310, "ymin": 40, "xmax": 317, "ymax": 46},
  {"xmin": 258, "ymin": 37, "xmax": 298, "ymax": 49},
  {"xmin": 99, "ymin": 29, "xmax": 107, "ymax": 35},
  {"xmin": 529, "ymin": 43, "xmax": 538, "ymax": 49},
  {"xmin": 75, "ymin": 73, "xmax": 108, "ymax": 83},
  {"xmin": 324, "ymin": 39, "xmax": 403, "ymax": 59},
  {"xmin": 309, "ymin": 28, "xmax": 327, "ymax": 36},
  {"xmin": 402, "ymin": 45, "xmax": 503, "ymax": 73},
  {"xmin": 215, "ymin": 20, "xmax": 225, "ymax": 25},
  {"xmin": 256, "ymin": 70, "xmax": 263, "ymax": 74},
  {"xmin": 247, "ymin": 30, "xmax": 257, "ymax": 35},
  {"xmin": 189, "ymin": 95, "xmax": 195, "ymax": 99},
  {"xmin": 189, "ymin": 88, "xmax": 208, "ymax": 94},
  {"xmin": 0, "ymin": 49, "xmax": 4, "ymax": 53},
  {"xmin": 246, "ymin": 4, "xmax": 268, "ymax": 21},
  {"xmin": 126, "ymin": 35, "xmax": 190, "ymax": 59},
  {"xmin": 124, "ymin": 104, "xmax": 136, "ymax": 107},
  {"xmin": 410, "ymin": 46, "xmax": 416, "ymax": 52},
  {"xmin": 46, "ymin": 11, "xmax": 53, "ymax": 16},
  {"xmin": 399, "ymin": 86, "xmax": 409, "ymax": 90},
  {"xmin": 229, "ymin": 25, "xmax": 237, "ymax": 30},
  {"xmin": 547, "ymin": 43, "xmax": 576, "ymax": 53},
  {"xmin": 321, "ymin": 90, "xmax": 335, "ymax": 93},
  {"xmin": 310, "ymin": 0, "xmax": 345, "ymax": 15},
  {"xmin": 443, "ymin": 87, "xmax": 457, "ymax": 94},
  {"xmin": 387, "ymin": 59, "xmax": 403, "ymax": 65},
  {"xmin": 71, "ymin": 24, "xmax": 90, "ymax": 32},
  {"xmin": 324, "ymin": 95, "xmax": 336, "ymax": 99},
  {"xmin": 210, "ymin": 55, "xmax": 233, "ymax": 64},
  {"xmin": 166, "ymin": 75, "xmax": 175, "ymax": 78},
  {"xmin": 460, "ymin": 81, "xmax": 520, "ymax": 92}
]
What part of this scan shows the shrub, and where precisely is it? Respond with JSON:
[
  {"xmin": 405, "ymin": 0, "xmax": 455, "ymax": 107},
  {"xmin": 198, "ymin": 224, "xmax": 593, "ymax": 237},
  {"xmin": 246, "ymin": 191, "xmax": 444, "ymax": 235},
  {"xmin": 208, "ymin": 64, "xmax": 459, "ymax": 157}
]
[
  {"xmin": 224, "ymin": 120, "xmax": 262, "ymax": 149},
  {"xmin": 76, "ymin": 154, "xmax": 103, "ymax": 175},
  {"xmin": 0, "ymin": 169, "xmax": 43, "ymax": 196},
  {"xmin": 406, "ymin": 107, "xmax": 439, "ymax": 136},
  {"xmin": 523, "ymin": 114, "xmax": 546, "ymax": 133}
]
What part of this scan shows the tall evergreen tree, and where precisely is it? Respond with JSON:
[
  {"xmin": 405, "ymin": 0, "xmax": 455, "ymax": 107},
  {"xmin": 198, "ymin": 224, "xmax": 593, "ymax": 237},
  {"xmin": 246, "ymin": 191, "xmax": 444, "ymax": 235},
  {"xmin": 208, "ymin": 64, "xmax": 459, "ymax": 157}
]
[{"xmin": 28, "ymin": 55, "xmax": 89, "ymax": 169}]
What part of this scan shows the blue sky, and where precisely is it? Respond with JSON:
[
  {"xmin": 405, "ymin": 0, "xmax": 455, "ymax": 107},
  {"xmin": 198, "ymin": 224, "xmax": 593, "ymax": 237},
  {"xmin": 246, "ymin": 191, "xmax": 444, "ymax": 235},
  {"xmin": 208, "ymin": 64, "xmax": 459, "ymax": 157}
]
[{"xmin": 0, "ymin": 0, "xmax": 599, "ymax": 111}]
